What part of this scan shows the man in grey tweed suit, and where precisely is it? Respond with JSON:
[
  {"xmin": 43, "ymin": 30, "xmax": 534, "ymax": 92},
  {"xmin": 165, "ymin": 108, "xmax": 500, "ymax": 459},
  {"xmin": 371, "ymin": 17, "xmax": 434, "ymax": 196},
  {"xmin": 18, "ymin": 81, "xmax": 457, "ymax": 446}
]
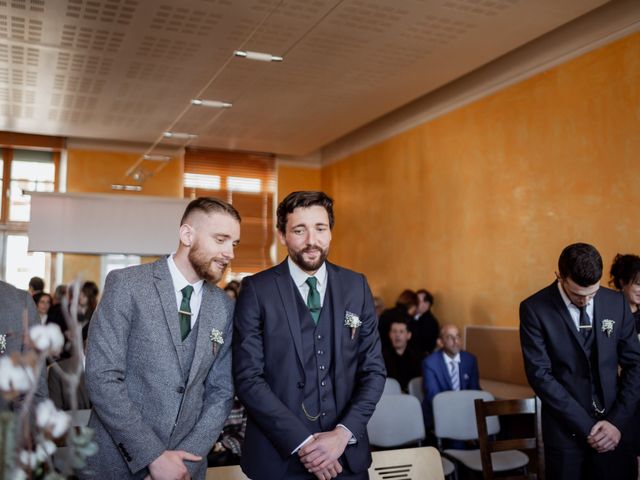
[
  {"xmin": 0, "ymin": 279, "xmax": 48, "ymax": 410},
  {"xmin": 84, "ymin": 197, "xmax": 241, "ymax": 480}
]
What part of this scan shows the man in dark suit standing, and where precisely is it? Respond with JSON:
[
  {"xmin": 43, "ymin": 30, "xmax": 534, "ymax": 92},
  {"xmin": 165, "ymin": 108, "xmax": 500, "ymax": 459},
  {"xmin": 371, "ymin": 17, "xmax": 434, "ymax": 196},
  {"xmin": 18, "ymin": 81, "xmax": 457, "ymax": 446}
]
[
  {"xmin": 233, "ymin": 191, "xmax": 386, "ymax": 480},
  {"xmin": 421, "ymin": 324, "xmax": 480, "ymax": 430},
  {"xmin": 520, "ymin": 243, "xmax": 640, "ymax": 479}
]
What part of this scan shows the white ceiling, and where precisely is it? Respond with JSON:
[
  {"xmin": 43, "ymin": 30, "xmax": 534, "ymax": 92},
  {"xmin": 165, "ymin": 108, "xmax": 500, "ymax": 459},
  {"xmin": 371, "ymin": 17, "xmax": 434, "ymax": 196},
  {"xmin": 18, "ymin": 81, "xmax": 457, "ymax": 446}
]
[{"xmin": 0, "ymin": 0, "xmax": 611, "ymax": 156}]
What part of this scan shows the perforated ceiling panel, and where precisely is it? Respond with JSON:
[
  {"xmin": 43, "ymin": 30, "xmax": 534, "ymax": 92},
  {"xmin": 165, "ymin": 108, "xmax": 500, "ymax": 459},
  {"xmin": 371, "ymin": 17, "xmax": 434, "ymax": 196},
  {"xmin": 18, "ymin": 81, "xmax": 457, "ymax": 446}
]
[{"xmin": 0, "ymin": 0, "xmax": 610, "ymax": 155}]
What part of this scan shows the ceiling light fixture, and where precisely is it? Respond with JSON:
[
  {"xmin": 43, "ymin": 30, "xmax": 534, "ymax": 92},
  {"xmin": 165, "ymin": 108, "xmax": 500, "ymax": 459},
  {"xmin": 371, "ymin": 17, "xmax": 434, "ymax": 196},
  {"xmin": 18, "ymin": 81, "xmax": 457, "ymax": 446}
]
[
  {"xmin": 163, "ymin": 131, "xmax": 198, "ymax": 140},
  {"xmin": 111, "ymin": 184, "xmax": 143, "ymax": 192},
  {"xmin": 143, "ymin": 154, "xmax": 171, "ymax": 161},
  {"xmin": 234, "ymin": 50, "xmax": 283, "ymax": 62},
  {"xmin": 191, "ymin": 99, "xmax": 232, "ymax": 108}
]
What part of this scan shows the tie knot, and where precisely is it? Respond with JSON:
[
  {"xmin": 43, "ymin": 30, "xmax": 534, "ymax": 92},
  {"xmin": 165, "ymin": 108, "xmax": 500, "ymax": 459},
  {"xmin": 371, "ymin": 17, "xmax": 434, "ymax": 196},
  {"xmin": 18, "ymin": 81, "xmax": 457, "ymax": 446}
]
[
  {"xmin": 306, "ymin": 276, "xmax": 318, "ymax": 290},
  {"xmin": 181, "ymin": 285, "xmax": 194, "ymax": 301}
]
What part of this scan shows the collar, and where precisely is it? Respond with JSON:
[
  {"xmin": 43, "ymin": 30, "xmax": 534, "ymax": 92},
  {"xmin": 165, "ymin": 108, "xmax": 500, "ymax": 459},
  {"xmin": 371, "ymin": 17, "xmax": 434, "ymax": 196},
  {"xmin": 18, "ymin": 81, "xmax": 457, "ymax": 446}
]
[
  {"xmin": 442, "ymin": 351, "xmax": 460, "ymax": 365},
  {"xmin": 287, "ymin": 256, "xmax": 327, "ymax": 288},
  {"xmin": 556, "ymin": 280, "xmax": 593, "ymax": 310},
  {"xmin": 167, "ymin": 254, "xmax": 204, "ymax": 296}
]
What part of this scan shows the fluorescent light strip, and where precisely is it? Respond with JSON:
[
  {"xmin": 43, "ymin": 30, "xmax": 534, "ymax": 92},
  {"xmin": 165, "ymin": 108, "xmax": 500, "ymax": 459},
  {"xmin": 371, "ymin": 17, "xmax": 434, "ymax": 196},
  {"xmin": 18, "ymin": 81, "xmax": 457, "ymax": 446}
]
[
  {"xmin": 163, "ymin": 131, "xmax": 197, "ymax": 140},
  {"xmin": 234, "ymin": 50, "xmax": 283, "ymax": 62},
  {"xmin": 111, "ymin": 184, "xmax": 142, "ymax": 192},
  {"xmin": 191, "ymin": 99, "xmax": 232, "ymax": 108},
  {"xmin": 143, "ymin": 154, "xmax": 171, "ymax": 161}
]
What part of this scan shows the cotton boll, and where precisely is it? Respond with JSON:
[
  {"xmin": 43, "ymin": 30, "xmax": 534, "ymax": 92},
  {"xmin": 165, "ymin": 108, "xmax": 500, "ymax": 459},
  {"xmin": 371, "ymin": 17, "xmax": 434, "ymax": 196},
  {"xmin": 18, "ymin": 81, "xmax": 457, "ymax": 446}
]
[{"xmin": 29, "ymin": 324, "xmax": 64, "ymax": 355}]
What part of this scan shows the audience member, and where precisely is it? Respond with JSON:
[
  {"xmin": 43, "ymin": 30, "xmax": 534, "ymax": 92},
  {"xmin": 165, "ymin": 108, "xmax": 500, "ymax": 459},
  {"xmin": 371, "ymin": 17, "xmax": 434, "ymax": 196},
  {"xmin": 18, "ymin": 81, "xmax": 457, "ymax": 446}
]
[
  {"xmin": 0, "ymin": 279, "xmax": 48, "ymax": 410},
  {"xmin": 382, "ymin": 319, "xmax": 421, "ymax": 392},
  {"xmin": 77, "ymin": 281, "xmax": 99, "ymax": 326},
  {"xmin": 378, "ymin": 289, "xmax": 418, "ymax": 352},
  {"xmin": 422, "ymin": 324, "xmax": 479, "ymax": 429},
  {"xmin": 47, "ymin": 327, "xmax": 91, "ymax": 410},
  {"xmin": 207, "ymin": 397, "xmax": 247, "ymax": 467},
  {"xmin": 373, "ymin": 296, "xmax": 385, "ymax": 319},
  {"xmin": 410, "ymin": 289, "xmax": 440, "ymax": 357},
  {"xmin": 226, "ymin": 279, "xmax": 241, "ymax": 296},
  {"xmin": 520, "ymin": 243, "xmax": 640, "ymax": 479},
  {"xmin": 609, "ymin": 253, "xmax": 640, "ymax": 474},
  {"xmin": 47, "ymin": 284, "xmax": 69, "ymax": 334},
  {"xmin": 28, "ymin": 276, "xmax": 45, "ymax": 298},
  {"xmin": 33, "ymin": 292, "xmax": 52, "ymax": 324},
  {"xmin": 224, "ymin": 285, "xmax": 237, "ymax": 300}
]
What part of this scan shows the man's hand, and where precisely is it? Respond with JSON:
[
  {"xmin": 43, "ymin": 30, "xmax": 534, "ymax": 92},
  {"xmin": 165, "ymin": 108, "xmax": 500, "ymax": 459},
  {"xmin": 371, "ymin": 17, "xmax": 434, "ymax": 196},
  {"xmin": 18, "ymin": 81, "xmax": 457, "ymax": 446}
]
[
  {"xmin": 147, "ymin": 450, "xmax": 202, "ymax": 480},
  {"xmin": 313, "ymin": 460, "xmax": 343, "ymax": 480},
  {"xmin": 299, "ymin": 428, "xmax": 351, "ymax": 473},
  {"xmin": 587, "ymin": 420, "xmax": 621, "ymax": 453}
]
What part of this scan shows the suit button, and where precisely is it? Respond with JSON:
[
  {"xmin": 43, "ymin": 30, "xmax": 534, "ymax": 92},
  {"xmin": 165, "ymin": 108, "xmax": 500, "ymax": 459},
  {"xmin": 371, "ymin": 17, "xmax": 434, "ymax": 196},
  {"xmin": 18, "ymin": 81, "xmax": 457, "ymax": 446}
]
[
  {"xmin": 317, "ymin": 350, "xmax": 323, "ymax": 355},
  {"xmin": 297, "ymin": 382, "xmax": 305, "ymax": 389},
  {"xmin": 177, "ymin": 386, "xmax": 185, "ymax": 394},
  {"xmin": 322, "ymin": 412, "xmax": 326, "ymax": 417},
  {"xmin": 321, "ymin": 381, "xmax": 325, "ymax": 387},
  {"xmin": 319, "ymin": 365, "xmax": 325, "ymax": 370},
  {"xmin": 317, "ymin": 335, "xmax": 322, "ymax": 340}
]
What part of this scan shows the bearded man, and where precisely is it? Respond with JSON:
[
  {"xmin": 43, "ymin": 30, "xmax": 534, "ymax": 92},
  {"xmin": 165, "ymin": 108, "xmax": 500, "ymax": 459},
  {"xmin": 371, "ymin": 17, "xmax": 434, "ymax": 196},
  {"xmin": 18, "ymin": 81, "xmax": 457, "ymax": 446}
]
[
  {"xmin": 233, "ymin": 191, "xmax": 385, "ymax": 480},
  {"xmin": 84, "ymin": 197, "xmax": 240, "ymax": 480}
]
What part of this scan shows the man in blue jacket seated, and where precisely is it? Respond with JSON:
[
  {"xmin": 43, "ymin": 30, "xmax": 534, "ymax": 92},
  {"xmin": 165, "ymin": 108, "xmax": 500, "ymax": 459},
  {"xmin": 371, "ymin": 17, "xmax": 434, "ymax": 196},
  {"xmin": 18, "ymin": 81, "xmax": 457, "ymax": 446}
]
[{"xmin": 422, "ymin": 324, "xmax": 480, "ymax": 432}]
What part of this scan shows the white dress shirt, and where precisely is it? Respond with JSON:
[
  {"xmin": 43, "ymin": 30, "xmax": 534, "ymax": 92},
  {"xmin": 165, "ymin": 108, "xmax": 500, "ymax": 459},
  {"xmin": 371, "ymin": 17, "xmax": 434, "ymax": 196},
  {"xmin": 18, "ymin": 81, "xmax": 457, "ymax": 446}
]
[
  {"xmin": 167, "ymin": 254, "xmax": 204, "ymax": 328},
  {"xmin": 288, "ymin": 257, "xmax": 327, "ymax": 306},
  {"xmin": 557, "ymin": 281, "xmax": 594, "ymax": 332}
]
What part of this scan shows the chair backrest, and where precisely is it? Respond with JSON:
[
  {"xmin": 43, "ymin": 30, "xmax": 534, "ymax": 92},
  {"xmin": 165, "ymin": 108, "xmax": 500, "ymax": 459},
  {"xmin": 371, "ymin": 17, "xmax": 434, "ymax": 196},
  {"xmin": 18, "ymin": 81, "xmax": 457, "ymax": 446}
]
[
  {"xmin": 407, "ymin": 376, "xmax": 424, "ymax": 402},
  {"xmin": 205, "ymin": 465, "xmax": 249, "ymax": 480},
  {"xmin": 383, "ymin": 377, "xmax": 402, "ymax": 394},
  {"xmin": 474, "ymin": 396, "xmax": 542, "ymax": 480},
  {"xmin": 369, "ymin": 446, "xmax": 445, "ymax": 480},
  {"xmin": 368, "ymin": 394, "xmax": 426, "ymax": 447},
  {"xmin": 433, "ymin": 390, "xmax": 497, "ymax": 441}
]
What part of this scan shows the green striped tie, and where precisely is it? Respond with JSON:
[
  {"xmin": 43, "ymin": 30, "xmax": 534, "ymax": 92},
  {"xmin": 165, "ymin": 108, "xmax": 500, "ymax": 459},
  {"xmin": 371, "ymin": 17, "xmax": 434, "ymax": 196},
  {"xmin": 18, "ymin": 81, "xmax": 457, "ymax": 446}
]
[
  {"xmin": 306, "ymin": 277, "xmax": 321, "ymax": 325},
  {"xmin": 179, "ymin": 285, "xmax": 194, "ymax": 341}
]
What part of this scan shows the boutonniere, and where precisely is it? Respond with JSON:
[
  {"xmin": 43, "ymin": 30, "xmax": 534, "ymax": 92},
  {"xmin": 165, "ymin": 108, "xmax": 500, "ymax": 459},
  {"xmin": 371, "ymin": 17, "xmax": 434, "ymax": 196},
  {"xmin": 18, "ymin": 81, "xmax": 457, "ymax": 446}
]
[
  {"xmin": 601, "ymin": 319, "xmax": 615, "ymax": 338},
  {"xmin": 210, "ymin": 328, "xmax": 224, "ymax": 355},
  {"xmin": 344, "ymin": 311, "xmax": 362, "ymax": 340},
  {"xmin": 0, "ymin": 333, "xmax": 6, "ymax": 355}
]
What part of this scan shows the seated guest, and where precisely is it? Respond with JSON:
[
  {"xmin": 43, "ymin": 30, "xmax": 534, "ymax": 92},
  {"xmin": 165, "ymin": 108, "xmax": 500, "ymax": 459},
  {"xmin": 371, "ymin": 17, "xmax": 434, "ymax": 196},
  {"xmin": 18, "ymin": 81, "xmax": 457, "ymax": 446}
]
[
  {"xmin": 378, "ymin": 289, "xmax": 418, "ymax": 352},
  {"xmin": 410, "ymin": 289, "xmax": 440, "ymax": 358},
  {"xmin": 610, "ymin": 253, "xmax": 640, "ymax": 333},
  {"xmin": 33, "ymin": 292, "xmax": 52, "ymax": 324},
  {"xmin": 422, "ymin": 324, "xmax": 480, "ymax": 429},
  {"xmin": 207, "ymin": 397, "xmax": 247, "ymax": 467},
  {"xmin": 47, "ymin": 329, "xmax": 91, "ymax": 410},
  {"xmin": 382, "ymin": 319, "xmax": 421, "ymax": 392}
]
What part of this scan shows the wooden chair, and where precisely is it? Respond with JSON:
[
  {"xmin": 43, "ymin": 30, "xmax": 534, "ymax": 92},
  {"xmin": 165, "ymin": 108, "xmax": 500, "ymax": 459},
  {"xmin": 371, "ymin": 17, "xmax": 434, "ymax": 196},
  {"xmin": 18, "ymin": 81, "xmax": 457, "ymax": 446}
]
[
  {"xmin": 205, "ymin": 465, "xmax": 249, "ymax": 480},
  {"xmin": 369, "ymin": 446, "xmax": 445, "ymax": 480},
  {"xmin": 474, "ymin": 396, "xmax": 544, "ymax": 480}
]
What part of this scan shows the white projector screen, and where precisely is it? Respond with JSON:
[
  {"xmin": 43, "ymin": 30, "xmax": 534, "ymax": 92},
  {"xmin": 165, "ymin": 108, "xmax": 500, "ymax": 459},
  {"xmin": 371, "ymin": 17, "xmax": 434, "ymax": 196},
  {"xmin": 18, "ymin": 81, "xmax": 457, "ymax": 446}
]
[{"xmin": 28, "ymin": 192, "xmax": 191, "ymax": 255}]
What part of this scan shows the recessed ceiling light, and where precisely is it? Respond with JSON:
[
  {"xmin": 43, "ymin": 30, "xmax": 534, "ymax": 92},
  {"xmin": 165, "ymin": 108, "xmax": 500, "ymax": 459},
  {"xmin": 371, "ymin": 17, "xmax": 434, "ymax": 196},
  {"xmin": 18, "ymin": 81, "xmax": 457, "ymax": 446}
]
[
  {"xmin": 143, "ymin": 154, "xmax": 171, "ymax": 161},
  {"xmin": 111, "ymin": 184, "xmax": 143, "ymax": 192},
  {"xmin": 163, "ymin": 131, "xmax": 197, "ymax": 140},
  {"xmin": 191, "ymin": 99, "xmax": 232, "ymax": 108}
]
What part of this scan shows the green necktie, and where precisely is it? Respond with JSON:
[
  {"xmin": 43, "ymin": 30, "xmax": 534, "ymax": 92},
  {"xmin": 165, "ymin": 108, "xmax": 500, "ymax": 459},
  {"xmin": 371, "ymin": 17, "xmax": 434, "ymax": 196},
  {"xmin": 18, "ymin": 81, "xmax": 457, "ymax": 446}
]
[
  {"xmin": 179, "ymin": 285, "xmax": 194, "ymax": 341},
  {"xmin": 305, "ymin": 277, "xmax": 321, "ymax": 325}
]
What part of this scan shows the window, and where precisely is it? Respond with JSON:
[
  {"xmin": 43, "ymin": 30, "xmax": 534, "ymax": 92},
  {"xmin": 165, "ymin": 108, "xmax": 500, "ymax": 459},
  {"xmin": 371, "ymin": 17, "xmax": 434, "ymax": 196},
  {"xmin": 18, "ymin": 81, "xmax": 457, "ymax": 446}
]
[
  {"xmin": 183, "ymin": 148, "xmax": 276, "ymax": 276},
  {"xmin": 101, "ymin": 254, "xmax": 141, "ymax": 287},
  {"xmin": 0, "ymin": 144, "xmax": 60, "ymax": 290}
]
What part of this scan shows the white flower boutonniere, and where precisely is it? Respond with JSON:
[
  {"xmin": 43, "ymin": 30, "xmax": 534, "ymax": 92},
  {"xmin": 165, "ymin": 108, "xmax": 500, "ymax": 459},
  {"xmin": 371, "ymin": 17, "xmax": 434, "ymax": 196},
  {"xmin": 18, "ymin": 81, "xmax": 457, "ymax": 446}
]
[
  {"xmin": 0, "ymin": 334, "xmax": 6, "ymax": 355},
  {"xmin": 210, "ymin": 328, "xmax": 224, "ymax": 355},
  {"xmin": 344, "ymin": 311, "xmax": 362, "ymax": 340},
  {"xmin": 601, "ymin": 319, "xmax": 615, "ymax": 338}
]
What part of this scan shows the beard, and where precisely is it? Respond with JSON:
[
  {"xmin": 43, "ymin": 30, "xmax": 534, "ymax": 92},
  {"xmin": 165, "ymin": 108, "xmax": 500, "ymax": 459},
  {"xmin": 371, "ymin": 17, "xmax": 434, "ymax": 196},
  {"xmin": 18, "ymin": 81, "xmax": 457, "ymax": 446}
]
[
  {"xmin": 289, "ymin": 245, "xmax": 329, "ymax": 273},
  {"xmin": 188, "ymin": 240, "xmax": 228, "ymax": 284}
]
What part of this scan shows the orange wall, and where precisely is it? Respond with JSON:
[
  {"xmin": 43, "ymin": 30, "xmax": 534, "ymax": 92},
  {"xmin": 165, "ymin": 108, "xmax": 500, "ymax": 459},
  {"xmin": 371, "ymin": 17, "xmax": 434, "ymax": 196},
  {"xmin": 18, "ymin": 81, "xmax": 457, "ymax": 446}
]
[
  {"xmin": 63, "ymin": 149, "xmax": 183, "ymax": 284},
  {"xmin": 322, "ymin": 32, "xmax": 640, "ymax": 329},
  {"xmin": 276, "ymin": 164, "xmax": 321, "ymax": 262}
]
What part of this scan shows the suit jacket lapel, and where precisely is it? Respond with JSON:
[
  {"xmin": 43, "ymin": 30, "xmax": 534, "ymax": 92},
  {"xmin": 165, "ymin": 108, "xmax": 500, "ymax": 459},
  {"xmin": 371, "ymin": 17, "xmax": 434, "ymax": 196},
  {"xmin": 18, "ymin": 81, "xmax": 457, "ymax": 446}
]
[
  {"xmin": 328, "ymin": 263, "xmax": 347, "ymax": 407},
  {"xmin": 548, "ymin": 282, "xmax": 588, "ymax": 357},
  {"xmin": 274, "ymin": 260, "xmax": 305, "ymax": 370},
  {"xmin": 153, "ymin": 259, "xmax": 184, "ymax": 372},
  {"xmin": 438, "ymin": 353, "xmax": 453, "ymax": 390},
  {"xmin": 187, "ymin": 282, "xmax": 222, "ymax": 386}
]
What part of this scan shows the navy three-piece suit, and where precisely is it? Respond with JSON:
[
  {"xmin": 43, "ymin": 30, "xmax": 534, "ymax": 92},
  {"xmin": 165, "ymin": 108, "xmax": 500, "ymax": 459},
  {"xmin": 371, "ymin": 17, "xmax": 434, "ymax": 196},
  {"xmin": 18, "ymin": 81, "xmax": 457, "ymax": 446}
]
[{"xmin": 233, "ymin": 260, "xmax": 386, "ymax": 480}]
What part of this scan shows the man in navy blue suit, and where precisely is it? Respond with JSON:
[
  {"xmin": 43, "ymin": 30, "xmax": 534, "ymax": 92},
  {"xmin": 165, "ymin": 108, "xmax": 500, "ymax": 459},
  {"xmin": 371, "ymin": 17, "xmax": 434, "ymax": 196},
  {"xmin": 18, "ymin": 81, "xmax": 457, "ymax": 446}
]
[
  {"xmin": 233, "ymin": 191, "xmax": 386, "ymax": 480},
  {"xmin": 520, "ymin": 243, "xmax": 640, "ymax": 479},
  {"xmin": 421, "ymin": 324, "xmax": 480, "ymax": 430}
]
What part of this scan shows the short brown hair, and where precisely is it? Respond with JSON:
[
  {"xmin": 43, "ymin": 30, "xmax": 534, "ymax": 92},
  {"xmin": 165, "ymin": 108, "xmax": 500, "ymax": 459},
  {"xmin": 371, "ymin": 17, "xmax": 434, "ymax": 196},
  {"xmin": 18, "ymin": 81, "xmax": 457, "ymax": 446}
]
[
  {"xmin": 395, "ymin": 289, "xmax": 418, "ymax": 310},
  {"xmin": 180, "ymin": 197, "xmax": 241, "ymax": 225},
  {"xmin": 276, "ymin": 191, "xmax": 334, "ymax": 234}
]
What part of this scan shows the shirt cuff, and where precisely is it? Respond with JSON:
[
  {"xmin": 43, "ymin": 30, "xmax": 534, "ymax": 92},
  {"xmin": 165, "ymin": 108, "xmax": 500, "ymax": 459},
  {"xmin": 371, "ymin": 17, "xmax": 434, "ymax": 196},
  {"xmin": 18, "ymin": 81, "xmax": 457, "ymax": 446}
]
[
  {"xmin": 337, "ymin": 424, "xmax": 357, "ymax": 445},
  {"xmin": 291, "ymin": 435, "xmax": 314, "ymax": 455}
]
